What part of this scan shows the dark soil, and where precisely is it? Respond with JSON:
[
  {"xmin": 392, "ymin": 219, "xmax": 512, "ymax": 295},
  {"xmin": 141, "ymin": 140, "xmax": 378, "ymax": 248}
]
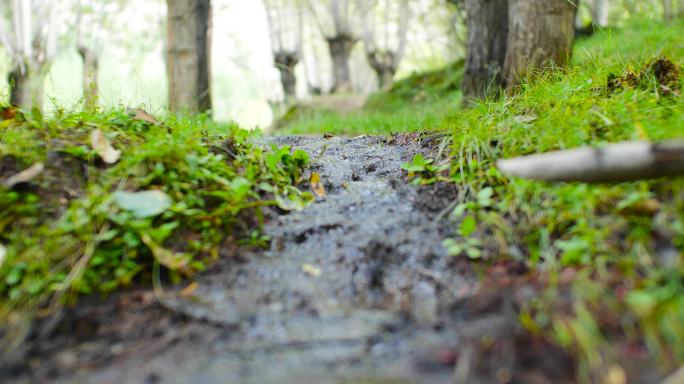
[{"xmin": 3, "ymin": 135, "xmax": 575, "ymax": 384}]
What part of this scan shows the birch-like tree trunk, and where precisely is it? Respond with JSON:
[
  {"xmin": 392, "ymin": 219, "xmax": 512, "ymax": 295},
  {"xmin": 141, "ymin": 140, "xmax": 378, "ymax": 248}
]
[
  {"xmin": 78, "ymin": 45, "xmax": 99, "ymax": 109},
  {"xmin": 9, "ymin": 64, "xmax": 51, "ymax": 110},
  {"xmin": 166, "ymin": 0, "xmax": 212, "ymax": 113},
  {"xmin": 327, "ymin": 34, "xmax": 355, "ymax": 93},
  {"xmin": 367, "ymin": 51, "xmax": 397, "ymax": 89},
  {"xmin": 503, "ymin": 0, "xmax": 577, "ymax": 90},
  {"xmin": 274, "ymin": 52, "xmax": 299, "ymax": 100},
  {"xmin": 591, "ymin": 0, "xmax": 609, "ymax": 27},
  {"xmin": 663, "ymin": 0, "xmax": 673, "ymax": 20},
  {"xmin": 461, "ymin": 0, "xmax": 509, "ymax": 102},
  {"xmin": 264, "ymin": 0, "xmax": 302, "ymax": 102},
  {"xmin": 361, "ymin": 0, "xmax": 410, "ymax": 90},
  {"xmin": 307, "ymin": 0, "xmax": 359, "ymax": 93},
  {"xmin": 2, "ymin": 0, "xmax": 59, "ymax": 111},
  {"xmin": 8, "ymin": 66, "xmax": 31, "ymax": 108}
]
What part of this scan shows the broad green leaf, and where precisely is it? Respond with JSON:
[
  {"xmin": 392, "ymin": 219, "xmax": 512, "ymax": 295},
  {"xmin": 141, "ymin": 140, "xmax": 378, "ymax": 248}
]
[
  {"xmin": 626, "ymin": 291, "xmax": 657, "ymax": 317},
  {"xmin": 477, "ymin": 187, "xmax": 494, "ymax": 207},
  {"xmin": 230, "ymin": 177, "xmax": 251, "ymax": 200},
  {"xmin": 112, "ymin": 191, "xmax": 172, "ymax": 218},
  {"xmin": 460, "ymin": 216, "xmax": 477, "ymax": 237}
]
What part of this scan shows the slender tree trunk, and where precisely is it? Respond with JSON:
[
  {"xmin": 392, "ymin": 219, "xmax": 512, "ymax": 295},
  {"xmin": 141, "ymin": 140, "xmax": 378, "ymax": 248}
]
[
  {"xmin": 591, "ymin": 0, "xmax": 609, "ymax": 27},
  {"xmin": 663, "ymin": 0, "xmax": 673, "ymax": 20},
  {"xmin": 377, "ymin": 69, "xmax": 395, "ymax": 90},
  {"xmin": 461, "ymin": 0, "xmax": 509, "ymax": 102},
  {"xmin": 367, "ymin": 51, "xmax": 397, "ymax": 89},
  {"xmin": 78, "ymin": 46, "xmax": 99, "ymax": 109},
  {"xmin": 504, "ymin": 0, "xmax": 578, "ymax": 90},
  {"xmin": 166, "ymin": 0, "xmax": 212, "ymax": 113},
  {"xmin": 9, "ymin": 65, "xmax": 46, "ymax": 111},
  {"xmin": 679, "ymin": 0, "xmax": 684, "ymax": 17},
  {"xmin": 274, "ymin": 52, "xmax": 299, "ymax": 101},
  {"xmin": 327, "ymin": 34, "xmax": 356, "ymax": 93}
]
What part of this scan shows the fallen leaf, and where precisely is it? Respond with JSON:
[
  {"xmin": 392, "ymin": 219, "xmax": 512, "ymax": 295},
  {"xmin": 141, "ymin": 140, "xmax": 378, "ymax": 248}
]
[
  {"xmin": 112, "ymin": 190, "xmax": 172, "ymax": 218},
  {"xmin": 141, "ymin": 234, "xmax": 191, "ymax": 274},
  {"xmin": 309, "ymin": 172, "xmax": 327, "ymax": 199},
  {"xmin": 90, "ymin": 129, "xmax": 121, "ymax": 164},
  {"xmin": 128, "ymin": 108, "xmax": 160, "ymax": 125},
  {"xmin": 1, "ymin": 106, "xmax": 18, "ymax": 120},
  {"xmin": 179, "ymin": 282, "xmax": 200, "ymax": 298},
  {"xmin": 302, "ymin": 263, "xmax": 322, "ymax": 277},
  {"xmin": 0, "ymin": 243, "xmax": 6, "ymax": 268},
  {"xmin": 2, "ymin": 162, "xmax": 44, "ymax": 188}
]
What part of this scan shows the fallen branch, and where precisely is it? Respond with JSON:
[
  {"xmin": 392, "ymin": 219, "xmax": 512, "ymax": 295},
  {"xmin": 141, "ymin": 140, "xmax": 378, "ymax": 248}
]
[
  {"xmin": 496, "ymin": 141, "xmax": 684, "ymax": 183},
  {"xmin": 661, "ymin": 365, "xmax": 684, "ymax": 384}
]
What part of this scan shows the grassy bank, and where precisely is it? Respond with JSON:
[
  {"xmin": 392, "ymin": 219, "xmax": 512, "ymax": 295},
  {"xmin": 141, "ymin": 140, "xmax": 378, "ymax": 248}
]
[
  {"xmin": 0, "ymin": 109, "xmax": 312, "ymax": 319},
  {"xmin": 436, "ymin": 19, "xmax": 684, "ymax": 378},
  {"xmin": 278, "ymin": 61, "xmax": 465, "ymax": 135}
]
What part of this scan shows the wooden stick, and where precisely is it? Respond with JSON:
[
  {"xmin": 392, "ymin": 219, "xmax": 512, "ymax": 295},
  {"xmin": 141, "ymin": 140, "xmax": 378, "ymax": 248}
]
[{"xmin": 496, "ymin": 141, "xmax": 684, "ymax": 183}]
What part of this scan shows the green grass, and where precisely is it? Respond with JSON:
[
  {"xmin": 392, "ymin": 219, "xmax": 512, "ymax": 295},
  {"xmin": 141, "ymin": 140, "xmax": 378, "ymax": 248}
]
[
  {"xmin": 432, "ymin": 19, "xmax": 684, "ymax": 377},
  {"xmin": 278, "ymin": 61, "xmax": 465, "ymax": 136},
  {"xmin": 0, "ymin": 108, "xmax": 312, "ymax": 319}
]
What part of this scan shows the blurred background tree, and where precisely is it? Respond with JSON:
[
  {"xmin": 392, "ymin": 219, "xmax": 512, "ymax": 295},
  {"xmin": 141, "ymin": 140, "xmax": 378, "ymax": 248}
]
[{"xmin": 0, "ymin": 0, "xmax": 681, "ymax": 124}]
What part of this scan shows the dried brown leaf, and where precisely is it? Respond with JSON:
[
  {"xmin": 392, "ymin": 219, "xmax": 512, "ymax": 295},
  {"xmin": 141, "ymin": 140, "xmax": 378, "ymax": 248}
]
[
  {"xmin": 90, "ymin": 129, "xmax": 121, "ymax": 164},
  {"xmin": 128, "ymin": 108, "xmax": 160, "ymax": 125},
  {"xmin": 310, "ymin": 172, "xmax": 327, "ymax": 199},
  {"xmin": 2, "ymin": 162, "xmax": 44, "ymax": 188}
]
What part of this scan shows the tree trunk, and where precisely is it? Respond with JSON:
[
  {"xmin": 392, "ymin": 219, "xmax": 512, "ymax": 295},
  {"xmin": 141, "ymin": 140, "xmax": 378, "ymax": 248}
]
[
  {"xmin": 377, "ymin": 69, "xmax": 395, "ymax": 90},
  {"xmin": 367, "ymin": 51, "xmax": 397, "ymax": 90},
  {"xmin": 504, "ymin": 0, "xmax": 578, "ymax": 90},
  {"xmin": 461, "ymin": 0, "xmax": 509, "ymax": 102},
  {"xmin": 166, "ymin": 0, "xmax": 212, "ymax": 113},
  {"xmin": 327, "ymin": 34, "xmax": 356, "ymax": 93},
  {"xmin": 591, "ymin": 0, "xmax": 609, "ymax": 27},
  {"xmin": 78, "ymin": 46, "xmax": 99, "ymax": 110},
  {"xmin": 274, "ymin": 52, "xmax": 299, "ymax": 101},
  {"xmin": 8, "ymin": 65, "xmax": 45, "ymax": 111},
  {"xmin": 663, "ymin": 0, "xmax": 673, "ymax": 20},
  {"xmin": 679, "ymin": 0, "xmax": 684, "ymax": 17}
]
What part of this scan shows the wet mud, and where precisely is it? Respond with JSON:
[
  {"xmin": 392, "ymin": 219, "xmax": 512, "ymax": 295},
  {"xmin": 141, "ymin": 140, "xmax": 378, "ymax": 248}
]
[{"xmin": 5, "ymin": 135, "xmax": 574, "ymax": 384}]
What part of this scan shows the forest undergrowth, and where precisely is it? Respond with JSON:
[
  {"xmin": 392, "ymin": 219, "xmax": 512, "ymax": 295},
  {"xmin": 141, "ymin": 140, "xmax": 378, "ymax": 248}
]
[
  {"xmin": 428, "ymin": 20, "xmax": 684, "ymax": 377},
  {"xmin": 0, "ymin": 109, "xmax": 312, "ymax": 330}
]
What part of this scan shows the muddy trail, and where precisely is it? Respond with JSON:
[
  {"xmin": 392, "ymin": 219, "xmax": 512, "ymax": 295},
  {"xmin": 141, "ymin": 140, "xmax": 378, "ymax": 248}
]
[{"xmin": 5, "ymin": 135, "xmax": 574, "ymax": 384}]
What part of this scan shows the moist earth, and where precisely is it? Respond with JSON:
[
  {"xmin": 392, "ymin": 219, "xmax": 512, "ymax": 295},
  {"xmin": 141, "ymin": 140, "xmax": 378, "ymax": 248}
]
[{"xmin": 3, "ymin": 135, "xmax": 574, "ymax": 384}]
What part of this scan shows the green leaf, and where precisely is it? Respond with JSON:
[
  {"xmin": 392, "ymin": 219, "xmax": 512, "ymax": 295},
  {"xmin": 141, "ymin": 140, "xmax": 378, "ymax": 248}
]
[
  {"xmin": 5, "ymin": 263, "xmax": 26, "ymax": 286},
  {"xmin": 477, "ymin": 187, "xmax": 494, "ymax": 207},
  {"xmin": 230, "ymin": 177, "xmax": 251, "ymax": 200},
  {"xmin": 293, "ymin": 149, "xmax": 310, "ymax": 167},
  {"xmin": 112, "ymin": 191, "xmax": 172, "ymax": 218},
  {"xmin": 626, "ymin": 291, "xmax": 657, "ymax": 317},
  {"xmin": 460, "ymin": 216, "xmax": 477, "ymax": 237},
  {"xmin": 466, "ymin": 247, "xmax": 482, "ymax": 259},
  {"xmin": 442, "ymin": 239, "xmax": 464, "ymax": 256}
]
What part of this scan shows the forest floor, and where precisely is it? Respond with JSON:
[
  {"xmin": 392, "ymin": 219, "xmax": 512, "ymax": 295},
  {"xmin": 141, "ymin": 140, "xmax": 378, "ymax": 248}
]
[
  {"xmin": 2, "ymin": 19, "xmax": 684, "ymax": 384},
  {"xmin": 5, "ymin": 134, "xmax": 586, "ymax": 384}
]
